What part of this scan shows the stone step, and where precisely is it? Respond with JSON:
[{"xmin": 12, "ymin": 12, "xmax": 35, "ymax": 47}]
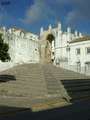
[
  {"xmin": 66, "ymin": 86, "xmax": 90, "ymax": 92},
  {"xmin": 69, "ymin": 91, "xmax": 90, "ymax": 96},
  {"xmin": 62, "ymin": 82, "xmax": 90, "ymax": 87},
  {"xmin": 0, "ymin": 64, "xmax": 47, "ymax": 98},
  {"xmin": 61, "ymin": 79, "xmax": 90, "ymax": 84},
  {"xmin": 0, "ymin": 63, "xmax": 89, "ymax": 104},
  {"xmin": 42, "ymin": 65, "xmax": 64, "ymax": 97},
  {"xmin": 71, "ymin": 95, "xmax": 90, "ymax": 102}
]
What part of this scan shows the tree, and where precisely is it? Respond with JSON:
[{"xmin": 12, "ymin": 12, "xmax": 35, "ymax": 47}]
[{"xmin": 0, "ymin": 33, "xmax": 11, "ymax": 62}]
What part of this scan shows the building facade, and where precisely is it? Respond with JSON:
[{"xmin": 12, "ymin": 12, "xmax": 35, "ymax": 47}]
[
  {"xmin": 0, "ymin": 22, "xmax": 90, "ymax": 74},
  {"xmin": 0, "ymin": 27, "xmax": 40, "ymax": 65},
  {"xmin": 39, "ymin": 22, "xmax": 90, "ymax": 73},
  {"xmin": 39, "ymin": 22, "xmax": 82, "ymax": 63},
  {"xmin": 68, "ymin": 37, "xmax": 90, "ymax": 72}
]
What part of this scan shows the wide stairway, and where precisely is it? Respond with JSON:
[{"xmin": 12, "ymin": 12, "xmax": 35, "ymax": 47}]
[
  {"xmin": 0, "ymin": 64, "xmax": 72, "ymax": 100},
  {"xmin": 46, "ymin": 65, "xmax": 90, "ymax": 102},
  {"xmin": 0, "ymin": 64, "xmax": 47, "ymax": 98},
  {"xmin": 0, "ymin": 63, "xmax": 90, "ymax": 110}
]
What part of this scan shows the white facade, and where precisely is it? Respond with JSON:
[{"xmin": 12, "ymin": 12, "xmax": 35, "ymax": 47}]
[
  {"xmin": 0, "ymin": 27, "xmax": 40, "ymax": 65},
  {"xmin": 0, "ymin": 22, "xmax": 90, "ymax": 74},
  {"xmin": 39, "ymin": 22, "xmax": 83, "ymax": 64},
  {"xmin": 39, "ymin": 22, "xmax": 90, "ymax": 74},
  {"xmin": 69, "ymin": 40, "xmax": 90, "ymax": 67}
]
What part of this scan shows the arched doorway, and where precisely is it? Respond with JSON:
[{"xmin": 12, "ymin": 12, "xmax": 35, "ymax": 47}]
[
  {"xmin": 45, "ymin": 34, "xmax": 55, "ymax": 63},
  {"xmin": 46, "ymin": 34, "xmax": 55, "ymax": 43}
]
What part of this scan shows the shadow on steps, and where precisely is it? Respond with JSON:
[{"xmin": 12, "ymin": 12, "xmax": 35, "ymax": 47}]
[
  {"xmin": 0, "ymin": 75, "xmax": 16, "ymax": 82},
  {"xmin": 61, "ymin": 79, "xmax": 90, "ymax": 102}
]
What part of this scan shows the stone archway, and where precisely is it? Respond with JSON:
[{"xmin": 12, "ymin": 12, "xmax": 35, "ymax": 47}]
[
  {"xmin": 46, "ymin": 34, "xmax": 55, "ymax": 43},
  {"xmin": 39, "ymin": 32, "xmax": 55, "ymax": 64},
  {"xmin": 45, "ymin": 34, "xmax": 55, "ymax": 63}
]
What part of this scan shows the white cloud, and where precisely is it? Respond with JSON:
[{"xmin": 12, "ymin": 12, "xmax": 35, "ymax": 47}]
[
  {"xmin": 22, "ymin": 0, "xmax": 47, "ymax": 24},
  {"xmin": 21, "ymin": 0, "xmax": 65, "ymax": 24},
  {"xmin": 21, "ymin": 0, "xmax": 90, "ymax": 27}
]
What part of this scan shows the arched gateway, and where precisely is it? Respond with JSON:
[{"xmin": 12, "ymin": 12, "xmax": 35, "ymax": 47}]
[{"xmin": 39, "ymin": 32, "xmax": 55, "ymax": 64}]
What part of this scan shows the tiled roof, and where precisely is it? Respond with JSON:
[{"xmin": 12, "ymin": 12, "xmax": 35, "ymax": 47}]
[{"xmin": 69, "ymin": 36, "xmax": 90, "ymax": 43}]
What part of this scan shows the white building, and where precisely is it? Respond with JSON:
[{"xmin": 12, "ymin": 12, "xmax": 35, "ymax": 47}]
[
  {"xmin": 40, "ymin": 22, "xmax": 82, "ymax": 61},
  {"xmin": 68, "ymin": 36, "xmax": 90, "ymax": 72},
  {"xmin": 0, "ymin": 27, "xmax": 40, "ymax": 65},
  {"xmin": 39, "ymin": 22, "xmax": 90, "ymax": 74},
  {"xmin": 0, "ymin": 22, "xmax": 90, "ymax": 74},
  {"xmin": 40, "ymin": 23, "xmax": 90, "ymax": 73}
]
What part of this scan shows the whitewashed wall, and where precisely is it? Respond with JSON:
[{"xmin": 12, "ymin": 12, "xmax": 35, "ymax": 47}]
[
  {"xmin": 69, "ymin": 41, "xmax": 90, "ymax": 67},
  {"xmin": 2, "ymin": 28, "xmax": 40, "ymax": 65}
]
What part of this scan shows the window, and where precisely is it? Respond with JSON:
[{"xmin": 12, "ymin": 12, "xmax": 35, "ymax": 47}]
[
  {"xmin": 86, "ymin": 47, "xmax": 90, "ymax": 54},
  {"xmin": 66, "ymin": 45, "xmax": 70, "ymax": 52},
  {"xmin": 76, "ymin": 48, "xmax": 80, "ymax": 55},
  {"xmin": 52, "ymin": 52, "xmax": 54, "ymax": 55},
  {"xmin": 66, "ymin": 47, "xmax": 70, "ymax": 52}
]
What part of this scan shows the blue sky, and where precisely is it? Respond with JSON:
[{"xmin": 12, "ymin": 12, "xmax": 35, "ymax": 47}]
[{"xmin": 0, "ymin": 0, "xmax": 90, "ymax": 34}]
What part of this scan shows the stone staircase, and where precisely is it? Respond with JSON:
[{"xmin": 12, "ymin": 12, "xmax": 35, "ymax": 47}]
[
  {"xmin": 0, "ymin": 64, "xmax": 47, "ymax": 99},
  {"xmin": 61, "ymin": 79, "xmax": 90, "ymax": 102},
  {"xmin": 42, "ymin": 64, "xmax": 90, "ymax": 102},
  {"xmin": 0, "ymin": 63, "xmax": 90, "ymax": 109},
  {"xmin": 42, "ymin": 65, "xmax": 61, "ymax": 95},
  {"xmin": 42, "ymin": 64, "xmax": 70, "ymax": 101}
]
